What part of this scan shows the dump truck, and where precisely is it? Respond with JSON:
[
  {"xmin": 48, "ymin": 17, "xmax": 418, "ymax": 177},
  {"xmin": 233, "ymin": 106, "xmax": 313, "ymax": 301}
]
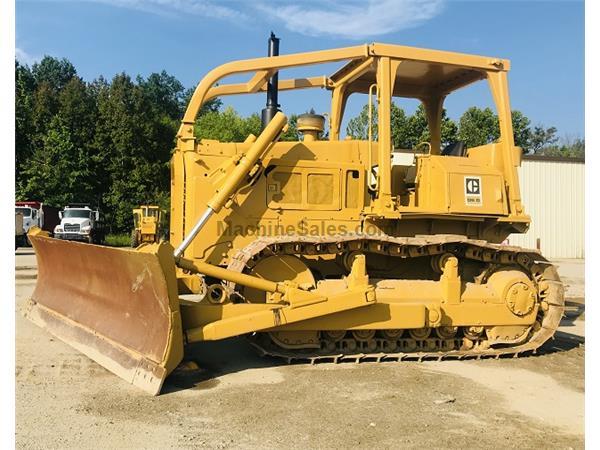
[
  {"xmin": 53, "ymin": 204, "xmax": 104, "ymax": 244},
  {"xmin": 26, "ymin": 37, "xmax": 565, "ymax": 395},
  {"xmin": 15, "ymin": 201, "xmax": 60, "ymax": 236},
  {"xmin": 131, "ymin": 205, "xmax": 164, "ymax": 247},
  {"xmin": 15, "ymin": 211, "xmax": 25, "ymax": 249}
]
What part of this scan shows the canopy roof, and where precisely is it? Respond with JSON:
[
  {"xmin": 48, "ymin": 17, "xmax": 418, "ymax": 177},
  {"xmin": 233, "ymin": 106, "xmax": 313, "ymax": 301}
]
[{"xmin": 329, "ymin": 43, "xmax": 507, "ymax": 99}]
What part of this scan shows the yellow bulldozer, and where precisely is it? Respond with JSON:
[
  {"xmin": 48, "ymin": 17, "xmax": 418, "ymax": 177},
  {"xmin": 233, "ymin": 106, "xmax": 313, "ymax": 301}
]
[
  {"xmin": 131, "ymin": 205, "xmax": 163, "ymax": 247},
  {"xmin": 26, "ymin": 36, "xmax": 565, "ymax": 395}
]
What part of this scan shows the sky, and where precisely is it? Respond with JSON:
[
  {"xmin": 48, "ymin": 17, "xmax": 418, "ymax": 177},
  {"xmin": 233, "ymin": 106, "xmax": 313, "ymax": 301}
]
[{"xmin": 15, "ymin": 0, "xmax": 585, "ymax": 137}]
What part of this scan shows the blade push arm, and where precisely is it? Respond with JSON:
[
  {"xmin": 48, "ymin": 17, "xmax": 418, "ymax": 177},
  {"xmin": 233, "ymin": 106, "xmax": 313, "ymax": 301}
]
[{"xmin": 178, "ymin": 254, "xmax": 376, "ymax": 342}]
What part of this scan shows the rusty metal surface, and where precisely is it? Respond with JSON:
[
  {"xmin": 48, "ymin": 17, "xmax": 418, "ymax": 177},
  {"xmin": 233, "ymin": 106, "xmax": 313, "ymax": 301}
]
[{"xmin": 26, "ymin": 233, "xmax": 183, "ymax": 395}]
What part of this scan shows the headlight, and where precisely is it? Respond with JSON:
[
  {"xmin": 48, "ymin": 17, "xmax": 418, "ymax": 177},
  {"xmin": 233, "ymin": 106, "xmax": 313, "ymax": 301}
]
[
  {"xmin": 54, "ymin": 226, "xmax": 63, "ymax": 233},
  {"xmin": 81, "ymin": 225, "xmax": 92, "ymax": 232}
]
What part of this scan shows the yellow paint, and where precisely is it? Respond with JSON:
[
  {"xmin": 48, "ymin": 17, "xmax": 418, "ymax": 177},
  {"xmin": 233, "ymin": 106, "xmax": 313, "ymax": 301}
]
[
  {"xmin": 161, "ymin": 42, "xmax": 540, "ymax": 340},
  {"xmin": 32, "ymin": 43, "xmax": 540, "ymax": 352},
  {"xmin": 132, "ymin": 205, "xmax": 163, "ymax": 245}
]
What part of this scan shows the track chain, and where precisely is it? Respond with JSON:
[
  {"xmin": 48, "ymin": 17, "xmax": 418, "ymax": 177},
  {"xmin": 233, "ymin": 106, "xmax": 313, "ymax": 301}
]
[{"xmin": 224, "ymin": 233, "xmax": 565, "ymax": 362}]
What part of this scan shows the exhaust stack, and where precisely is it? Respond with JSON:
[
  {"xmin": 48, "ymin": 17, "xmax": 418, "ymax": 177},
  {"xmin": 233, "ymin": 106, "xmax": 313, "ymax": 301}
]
[{"xmin": 261, "ymin": 32, "xmax": 280, "ymax": 129}]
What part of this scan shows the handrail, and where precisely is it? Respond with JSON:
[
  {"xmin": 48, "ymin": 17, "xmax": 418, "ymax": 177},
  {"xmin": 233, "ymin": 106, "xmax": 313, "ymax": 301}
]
[
  {"xmin": 179, "ymin": 45, "xmax": 370, "ymax": 139},
  {"xmin": 367, "ymin": 83, "xmax": 379, "ymax": 192}
]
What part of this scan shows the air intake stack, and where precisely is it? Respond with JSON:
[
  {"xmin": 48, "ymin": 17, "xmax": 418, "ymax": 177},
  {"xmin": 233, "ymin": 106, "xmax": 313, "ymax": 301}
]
[{"xmin": 297, "ymin": 113, "xmax": 325, "ymax": 142}]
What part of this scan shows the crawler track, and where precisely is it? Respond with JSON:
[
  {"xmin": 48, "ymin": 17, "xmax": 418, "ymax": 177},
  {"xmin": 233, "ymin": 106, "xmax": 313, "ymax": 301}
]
[{"xmin": 226, "ymin": 234, "xmax": 565, "ymax": 362}]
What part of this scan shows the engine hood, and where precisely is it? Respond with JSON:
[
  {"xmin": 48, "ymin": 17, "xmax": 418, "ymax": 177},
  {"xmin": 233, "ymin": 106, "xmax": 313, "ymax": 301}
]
[{"xmin": 61, "ymin": 218, "xmax": 91, "ymax": 227}]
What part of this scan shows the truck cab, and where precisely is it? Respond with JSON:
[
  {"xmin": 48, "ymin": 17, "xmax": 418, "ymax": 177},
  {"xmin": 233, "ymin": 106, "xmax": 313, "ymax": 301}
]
[
  {"xmin": 15, "ymin": 201, "xmax": 60, "ymax": 241},
  {"xmin": 15, "ymin": 205, "xmax": 40, "ymax": 233},
  {"xmin": 54, "ymin": 204, "xmax": 103, "ymax": 244},
  {"xmin": 15, "ymin": 211, "xmax": 25, "ymax": 248}
]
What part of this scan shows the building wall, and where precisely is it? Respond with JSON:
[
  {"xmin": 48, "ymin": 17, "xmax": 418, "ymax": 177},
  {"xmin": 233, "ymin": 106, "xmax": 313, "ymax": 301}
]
[{"xmin": 507, "ymin": 157, "xmax": 584, "ymax": 258}]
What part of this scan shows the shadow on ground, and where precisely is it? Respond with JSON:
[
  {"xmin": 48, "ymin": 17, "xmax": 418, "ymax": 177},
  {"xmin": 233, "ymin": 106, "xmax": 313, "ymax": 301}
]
[
  {"xmin": 562, "ymin": 299, "xmax": 585, "ymax": 323},
  {"xmin": 162, "ymin": 338, "xmax": 283, "ymax": 394},
  {"xmin": 162, "ymin": 313, "xmax": 585, "ymax": 394}
]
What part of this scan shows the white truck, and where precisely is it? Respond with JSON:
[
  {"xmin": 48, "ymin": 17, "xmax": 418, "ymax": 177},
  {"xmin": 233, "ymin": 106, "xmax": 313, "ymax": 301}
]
[
  {"xmin": 53, "ymin": 204, "xmax": 104, "ymax": 244},
  {"xmin": 15, "ymin": 201, "xmax": 61, "ymax": 243},
  {"xmin": 15, "ymin": 212, "xmax": 25, "ymax": 248}
]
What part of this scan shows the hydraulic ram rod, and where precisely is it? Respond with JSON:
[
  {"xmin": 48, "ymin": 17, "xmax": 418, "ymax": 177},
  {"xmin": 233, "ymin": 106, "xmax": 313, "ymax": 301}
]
[
  {"xmin": 177, "ymin": 257, "xmax": 284, "ymax": 294},
  {"xmin": 173, "ymin": 111, "xmax": 287, "ymax": 259},
  {"xmin": 173, "ymin": 208, "xmax": 214, "ymax": 260}
]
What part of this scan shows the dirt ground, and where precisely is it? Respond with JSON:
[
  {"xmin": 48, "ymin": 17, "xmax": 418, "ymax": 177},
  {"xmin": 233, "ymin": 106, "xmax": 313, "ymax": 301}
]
[{"xmin": 15, "ymin": 248, "xmax": 585, "ymax": 449}]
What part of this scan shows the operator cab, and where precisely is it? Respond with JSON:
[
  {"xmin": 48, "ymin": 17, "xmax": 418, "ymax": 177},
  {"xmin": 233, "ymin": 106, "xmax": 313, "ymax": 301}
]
[
  {"xmin": 327, "ymin": 51, "xmax": 503, "ymax": 203},
  {"xmin": 178, "ymin": 40, "xmax": 522, "ymax": 221}
]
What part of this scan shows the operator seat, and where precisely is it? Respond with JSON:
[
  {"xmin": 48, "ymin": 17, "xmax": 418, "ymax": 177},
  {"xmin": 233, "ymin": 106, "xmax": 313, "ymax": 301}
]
[{"xmin": 441, "ymin": 141, "xmax": 467, "ymax": 157}]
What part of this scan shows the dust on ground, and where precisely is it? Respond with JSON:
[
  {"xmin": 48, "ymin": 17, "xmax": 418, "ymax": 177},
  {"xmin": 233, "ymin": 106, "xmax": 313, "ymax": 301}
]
[{"xmin": 15, "ymin": 250, "xmax": 584, "ymax": 449}]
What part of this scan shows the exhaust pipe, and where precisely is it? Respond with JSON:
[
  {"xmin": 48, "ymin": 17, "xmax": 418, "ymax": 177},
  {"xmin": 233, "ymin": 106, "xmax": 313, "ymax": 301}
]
[{"xmin": 261, "ymin": 32, "xmax": 280, "ymax": 130}]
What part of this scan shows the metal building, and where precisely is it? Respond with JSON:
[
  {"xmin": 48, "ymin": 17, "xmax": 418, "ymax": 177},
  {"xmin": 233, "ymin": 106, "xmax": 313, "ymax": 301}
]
[{"xmin": 507, "ymin": 155, "xmax": 585, "ymax": 258}]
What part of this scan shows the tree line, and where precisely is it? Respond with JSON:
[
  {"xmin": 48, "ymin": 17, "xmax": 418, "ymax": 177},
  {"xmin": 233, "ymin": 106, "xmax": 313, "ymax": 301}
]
[
  {"xmin": 346, "ymin": 103, "xmax": 584, "ymax": 156},
  {"xmin": 15, "ymin": 56, "xmax": 583, "ymax": 233}
]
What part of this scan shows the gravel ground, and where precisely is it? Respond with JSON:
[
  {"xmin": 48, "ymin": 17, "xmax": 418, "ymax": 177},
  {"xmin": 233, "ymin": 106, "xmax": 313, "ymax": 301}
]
[{"xmin": 15, "ymin": 248, "xmax": 585, "ymax": 449}]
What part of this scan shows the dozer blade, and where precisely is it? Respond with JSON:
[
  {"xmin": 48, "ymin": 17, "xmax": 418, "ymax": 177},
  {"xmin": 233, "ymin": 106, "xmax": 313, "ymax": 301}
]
[{"xmin": 25, "ymin": 230, "xmax": 184, "ymax": 395}]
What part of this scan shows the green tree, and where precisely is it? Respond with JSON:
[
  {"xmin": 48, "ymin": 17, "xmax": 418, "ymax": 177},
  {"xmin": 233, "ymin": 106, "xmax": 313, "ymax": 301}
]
[
  {"xmin": 93, "ymin": 73, "xmax": 174, "ymax": 231},
  {"xmin": 57, "ymin": 77, "xmax": 109, "ymax": 206},
  {"xmin": 346, "ymin": 102, "xmax": 457, "ymax": 149},
  {"xmin": 31, "ymin": 82, "xmax": 59, "ymax": 137},
  {"xmin": 139, "ymin": 71, "xmax": 185, "ymax": 119},
  {"xmin": 530, "ymin": 125, "xmax": 559, "ymax": 153},
  {"xmin": 457, "ymin": 107, "xmax": 499, "ymax": 148},
  {"xmin": 29, "ymin": 57, "xmax": 79, "ymax": 142},
  {"xmin": 401, "ymin": 104, "xmax": 429, "ymax": 148},
  {"xmin": 15, "ymin": 56, "xmax": 219, "ymax": 232},
  {"xmin": 16, "ymin": 57, "xmax": 87, "ymax": 202},
  {"xmin": 138, "ymin": 71, "xmax": 187, "ymax": 201},
  {"xmin": 280, "ymin": 114, "xmax": 299, "ymax": 141},
  {"xmin": 457, "ymin": 107, "xmax": 535, "ymax": 151},
  {"xmin": 346, "ymin": 103, "xmax": 377, "ymax": 140},
  {"xmin": 15, "ymin": 61, "xmax": 36, "ymax": 174},
  {"xmin": 346, "ymin": 102, "xmax": 407, "ymax": 142},
  {"xmin": 182, "ymin": 88, "xmax": 222, "ymax": 116},
  {"xmin": 390, "ymin": 103, "xmax": 407, "ymax": 147},
  {"xmin": 511, "ymin": 110, "xmax": 532, "ymax": 151},
  {"xmin": 31, "ymin": 56, "xmax": 77, "ymax": 92},
  {"xmin": 397, "ymin": 104, "xmax": 458, "ymax": 149},
  {"xmin": 194, "ymin": 106, "xmax": 262, "ymax": 142},
  {"xmin": 19, "ymin": 116, "xmax": 79, "ymax": 206},
  {"xmin": 539, "ymin": 136, "xmax": 584, "ymax": 158},
  {"xmin": 441, "ymin": 111, "xmax": 459, "ymax": 148}
]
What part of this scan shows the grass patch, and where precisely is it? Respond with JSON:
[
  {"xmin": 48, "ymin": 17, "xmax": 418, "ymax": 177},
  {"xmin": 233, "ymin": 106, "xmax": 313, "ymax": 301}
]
[{"xmin": 104, "ymin": 233, "xmax": 131, "ymax": 247}]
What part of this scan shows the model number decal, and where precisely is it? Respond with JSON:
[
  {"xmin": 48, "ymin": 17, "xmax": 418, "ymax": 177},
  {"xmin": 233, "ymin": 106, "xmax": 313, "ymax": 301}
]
[{"xmin": 465, "ymin": 176, "xmax": 482, "ymax": 206}]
